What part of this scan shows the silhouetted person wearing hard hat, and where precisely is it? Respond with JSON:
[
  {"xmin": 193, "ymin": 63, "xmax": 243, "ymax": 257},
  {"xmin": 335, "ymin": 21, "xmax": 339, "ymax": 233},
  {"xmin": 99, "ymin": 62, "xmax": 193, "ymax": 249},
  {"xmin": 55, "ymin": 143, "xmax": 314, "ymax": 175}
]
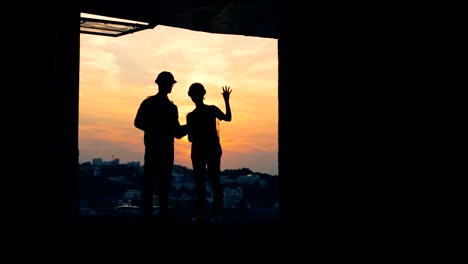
[
  {"xmin": 134, "ymin": 71, "xmax": 187, "ymax": 223},
  {"xmin": 186, "ymin": 83, "xmax": 232, "ymax": 223}
]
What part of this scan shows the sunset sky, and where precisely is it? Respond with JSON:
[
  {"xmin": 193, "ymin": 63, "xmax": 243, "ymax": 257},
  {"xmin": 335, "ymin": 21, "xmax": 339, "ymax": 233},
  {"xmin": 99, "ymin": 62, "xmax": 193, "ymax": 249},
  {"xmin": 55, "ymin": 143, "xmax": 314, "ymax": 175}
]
[{"xmin": 79, "ymin": 23, "xmax": 278, "ymax": 175}]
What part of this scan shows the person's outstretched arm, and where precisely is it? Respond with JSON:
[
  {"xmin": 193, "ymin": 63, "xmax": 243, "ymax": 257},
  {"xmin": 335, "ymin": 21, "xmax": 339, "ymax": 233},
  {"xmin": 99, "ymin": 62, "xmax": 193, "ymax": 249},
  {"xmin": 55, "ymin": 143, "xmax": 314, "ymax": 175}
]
[
  {"xmin": 174, "ymin": 107, "xmax": 188, "ymax": 139},
  {"xmin": 175, "ymin": 123, "xmax": 188, "ymax": 139},
  {"xmin": 221, "ymin": 86, "xmax": 232, "ymax": 122}
]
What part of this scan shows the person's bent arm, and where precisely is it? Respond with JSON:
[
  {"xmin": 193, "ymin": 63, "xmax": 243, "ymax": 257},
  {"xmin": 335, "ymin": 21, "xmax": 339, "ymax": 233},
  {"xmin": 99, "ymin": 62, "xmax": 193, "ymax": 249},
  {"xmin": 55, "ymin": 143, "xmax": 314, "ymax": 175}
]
[
  {"xmin": 134, "ymin": 103, "xmax": 147, "ymax": 131},
  {"xmin": 221, "ymin": 86, "xmax": 232, "ymax": 122}
]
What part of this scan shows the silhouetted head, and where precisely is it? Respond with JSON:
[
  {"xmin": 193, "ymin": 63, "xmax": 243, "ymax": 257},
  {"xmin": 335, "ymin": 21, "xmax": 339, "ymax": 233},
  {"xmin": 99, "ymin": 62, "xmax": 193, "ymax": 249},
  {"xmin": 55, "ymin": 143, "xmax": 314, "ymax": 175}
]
[
  {"xmin": 188, "ymin": 83, "xmax": 206, "ymax": 99},
  {"xmin": 155, "ymin": 71, "xmax": 177, "ymax": 85}
]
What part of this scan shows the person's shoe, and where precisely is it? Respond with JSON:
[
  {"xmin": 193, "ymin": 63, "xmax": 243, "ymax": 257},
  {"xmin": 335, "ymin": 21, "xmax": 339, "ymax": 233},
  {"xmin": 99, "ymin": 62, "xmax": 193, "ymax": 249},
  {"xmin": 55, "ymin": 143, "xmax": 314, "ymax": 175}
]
[{"xmin": 191, "ymin": 215, "xmax": 206, "ymax": 224}]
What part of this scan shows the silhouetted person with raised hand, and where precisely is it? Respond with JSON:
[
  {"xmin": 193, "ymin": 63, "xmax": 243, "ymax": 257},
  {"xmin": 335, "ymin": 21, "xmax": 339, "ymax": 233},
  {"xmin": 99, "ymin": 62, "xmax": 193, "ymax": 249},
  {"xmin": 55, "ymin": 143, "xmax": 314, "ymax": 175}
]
[
  {"xmin": 134, "ymin": 71, "xmax": 187, "ymax": 223},
  {"xmin": 186, "ymin": 83, "xmax": 232, "ymax": 224}
]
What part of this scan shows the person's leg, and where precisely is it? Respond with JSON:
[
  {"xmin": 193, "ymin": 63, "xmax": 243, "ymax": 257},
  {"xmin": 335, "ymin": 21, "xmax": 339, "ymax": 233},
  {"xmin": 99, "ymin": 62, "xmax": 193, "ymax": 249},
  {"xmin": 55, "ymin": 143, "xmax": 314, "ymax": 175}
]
[
  {"xmin": 158, "ymin": 168, "xmax": 172, "ymax": 221},
  {"xmin": 191, "ymin": 143, "xmax": 208, "ymax": 223},
  {"xmin": 142, "ymin": 148, "xmax": 155, "ymax": 222},
  {"xmin": 192, "ymin": 159, "xmax": 207, "ymax": 222},
  {"xmin": 208, "ymin": 157, "xmax": 223, "ymax": 222},
  {"xmin": 155, "ymin": 157, "xmax": 173, "ymax": 223}
]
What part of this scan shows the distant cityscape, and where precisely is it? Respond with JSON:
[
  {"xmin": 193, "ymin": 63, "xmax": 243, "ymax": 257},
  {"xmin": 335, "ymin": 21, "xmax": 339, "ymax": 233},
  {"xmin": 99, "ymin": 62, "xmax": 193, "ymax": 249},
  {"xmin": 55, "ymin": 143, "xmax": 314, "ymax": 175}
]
[{"xmin": 78, "ymin": 157, "xmax": 280, "ymax": 217}]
